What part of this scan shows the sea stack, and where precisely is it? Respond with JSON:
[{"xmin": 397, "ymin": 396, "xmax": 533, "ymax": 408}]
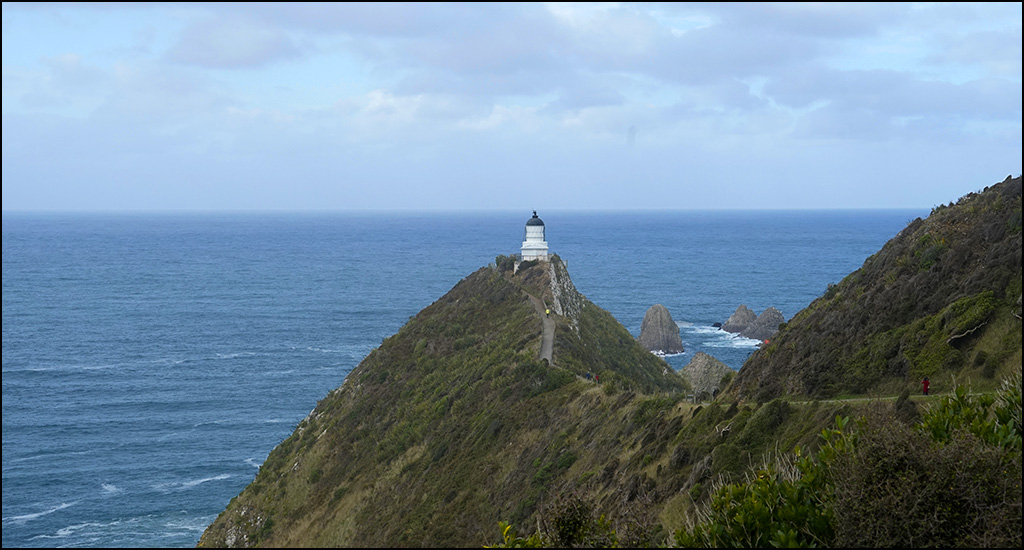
[
  {"xmin": 721, "ymin": 304, "xmax": 757, "ymax": 333},
  {"xmin": 741, "ymin": 307, "xmax": 785, "ymax": 341},
  {"xmin": 638, "ymin": 304, "xmax": 685, "ymax": 354}
]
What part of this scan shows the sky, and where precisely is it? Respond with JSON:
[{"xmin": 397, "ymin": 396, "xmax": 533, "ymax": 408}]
[{"xmin": 2, "ymin": 2, "xmax": 1021, "ymax": 211}]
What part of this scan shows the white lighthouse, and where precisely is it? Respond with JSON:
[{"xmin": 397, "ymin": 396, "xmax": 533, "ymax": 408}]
[{"xmin": 521, "ymin": 210, "xmax": 549, "ymax": 261}]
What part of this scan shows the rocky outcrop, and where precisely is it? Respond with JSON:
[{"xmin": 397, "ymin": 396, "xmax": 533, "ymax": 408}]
[
  {"xmin": 741, "ymin": 307, "xmax": 785, "ymax": 341},
  {"xmin": 721, "ymin": 305, "xmax": 756, "ymax": 333},
  {"xmin": 680, "ymin": 352, "xmax": 734, "ymax": 398},
  {"xmin": 547, "ymin": 256, "xmax": 584, "ymax": 333},
  {"xmin": 638, "ymin": 304, "xmax": 684, "ymax": 354},
  {"xmin": 722, "ymin": 305, "xmax": 785, "ymax": 341}
]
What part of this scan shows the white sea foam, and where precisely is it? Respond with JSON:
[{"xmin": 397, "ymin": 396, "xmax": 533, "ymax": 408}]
[
  {"xmin": 55, "ymin": 521, "xmax": 108, "ymax": 537},
  {"xmin": 164, "ymin": 516, "xmax": 211, "ymax": 533},
  {"xmin": 307, "ymin": 346, "xmax": 345, "ymax": 353},
  {"xmin": 244, "ymin": 457, "xmax": 261, "ymax": 468},
  {"xmin": 682, "ymin": 325, "xmax": 762, "ymax": 348},
  {"xmin": 153, "ymin": 473, "xmax": 232, "ymax": 492},
  {"xmin": 101, "ymin": 483, "xmax": 121, "ymax": 494},
  {"xmin": 3, "ymin": 502, "xmax": 77, "ymax": 524},
  {"xmin": 9, "ymin": 450, "xmax": 93, "ymax": 463},
  {"xmin": 690, "ymin": 325, "xmax": 727, "ymax": 335},
  {"xmin": 214, "ymin": 352, "xmax": 258, "ymax": 360},
  {"xmin": 181, "ymin": 473, "xmax": 231, "ymax": 488},
  {"xmin": 701, "ymin": 335, "xmax": 761, "ymax": 349}
]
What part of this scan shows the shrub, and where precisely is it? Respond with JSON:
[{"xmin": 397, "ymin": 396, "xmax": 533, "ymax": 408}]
[{"xmin": 678, "ymin": 375, "xmax": 1023, "ymax": 547}]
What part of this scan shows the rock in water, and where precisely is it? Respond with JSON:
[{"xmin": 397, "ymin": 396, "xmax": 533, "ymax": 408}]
[
  {"xmin": 721, "ymin": 304, "xmax": 757, "ymax": 333},
  {"xmin": 680, "ymin": 352, "xmax": 734, "ymax": 398},
  {"xmin": 741, "ymin": 307, "xmax": 785, "ymax": 341},
  {"xmin": 638, "ymin": 304, "xmax": 684, "ymax": 354}
]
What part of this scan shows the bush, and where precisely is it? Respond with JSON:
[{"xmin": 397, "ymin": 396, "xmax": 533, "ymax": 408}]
[{"xmin": 677, "ymin": 375, "xmax": 1023, "ymax": 548}]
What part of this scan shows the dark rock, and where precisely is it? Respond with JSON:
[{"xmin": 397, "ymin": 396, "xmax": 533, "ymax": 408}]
[
  {"xmin": 722, "ymin": 305, "xmax": 756, "ymax": 333},
  {"xmin": 740, "ymin": 307, "xmax": 785, "ymax": 341},
  {"xmin": 637, "ymin": 304, "xmax": 684, "ymax": 354}
]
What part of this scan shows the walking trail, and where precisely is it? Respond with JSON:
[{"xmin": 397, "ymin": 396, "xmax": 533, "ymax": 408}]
[{"xmin": 527, "ymin": 294, "xmax": 554, "ymax": 363}]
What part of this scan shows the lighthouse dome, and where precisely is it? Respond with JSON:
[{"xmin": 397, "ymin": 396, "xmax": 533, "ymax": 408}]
[{"xmin": 526, "ymin": 211, "xmax": 545, "ymax": 226}]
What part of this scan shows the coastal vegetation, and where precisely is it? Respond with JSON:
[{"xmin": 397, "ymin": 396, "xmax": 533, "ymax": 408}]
[{"xmin": 200, "ymin": 176, "xmax": 1022, "ymax": 548}]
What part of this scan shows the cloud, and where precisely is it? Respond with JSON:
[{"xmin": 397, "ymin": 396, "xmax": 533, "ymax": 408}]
[
  {"xmin": 2, "ymin": 2, "xmax": 1020, "ymax": 211},
  {"xmin": 166, "ymin": 16, "xmax": 303, "ymax": 69},
  {"xmin": 929, "ymin": 27, "xmax": 1023, "ymax": 78}
]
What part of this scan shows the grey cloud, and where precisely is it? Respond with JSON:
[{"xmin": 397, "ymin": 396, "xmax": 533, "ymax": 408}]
[
  {"xmin": 766, "ymin": 67, "xmax": 1021, "ymax": 120},
  {"xmin": 928, "ymin": 27, "xmax": 1023, "ymax": 78},
  {"xmin": 166, "ymin": 16, "xmax": 303, "ymax": 69},
  {"xmin": 712, "ymin": 2, "xmax": 908, "ymax": 39}
]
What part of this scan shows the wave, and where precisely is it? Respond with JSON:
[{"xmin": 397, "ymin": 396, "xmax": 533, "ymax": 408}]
[
  {"xmin": 244, "ymin": 458, "xmax": 262, "ymax": 469},
  {"xmin": 682, "ymin": 325, "xmax": 761, "ymax": 348},
  {"xmin": 153, "ymin": 473, "xmax": 231, "ymax": 492},
  {"xmin": 306, "ymin": 346, "xmax": 345, "ymax": 353},
  {"xmin": 181, "ymin": 473, "xmax": 231, "ymax": 488},
  {"xmin": 7, "ymin": 450, "xmax": 94, "ymax": 464},
  {"xmin": 214, "ymin": 352, "xmax": 259, "ymax": 360},
  {"xmin": 101, "ymin": 483, "xmax": 121, "ymax": 494},
  {"xmin": 55, "ymin": 521, "xmax": 110, "ymax": 538},
  {"xmin": 3, "ymin": 501, "xmax": 77, "ymax": 524},
  {"xmin": 164, "ymin": 516, "xmax": 212, "ymax": 533}
]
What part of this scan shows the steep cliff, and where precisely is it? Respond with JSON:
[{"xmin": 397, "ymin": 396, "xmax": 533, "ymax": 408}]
[
  {"xmin": 637, "ymin": 304, "xmax": 685, "ymax": 354},
  {"xmin": 732, "ymin": 176, "xmax": 1023, "ymax": 401}
]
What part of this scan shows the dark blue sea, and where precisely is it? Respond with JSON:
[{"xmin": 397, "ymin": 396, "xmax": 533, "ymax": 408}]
[{"xmin": 2, "ymin": 210, "xmax": 923, "ymax": 547}]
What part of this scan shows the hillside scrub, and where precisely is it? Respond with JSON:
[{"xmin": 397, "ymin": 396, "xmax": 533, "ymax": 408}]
[
  {"xmin": 488, "ymin": 375, "xmax": 1022, "ymax": 548},
  {"xmin": 674, "ymin": 374, "xmax": 1022, "ymax": 548},
  {"xmin": 734, "ymin": 176, "xmax": 1023, "ymax": 401}
]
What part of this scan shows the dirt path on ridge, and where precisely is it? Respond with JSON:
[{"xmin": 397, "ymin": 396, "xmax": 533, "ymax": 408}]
[{"xmin": 527, "ymin": 294, "xmax": 554, "ymax": 364}]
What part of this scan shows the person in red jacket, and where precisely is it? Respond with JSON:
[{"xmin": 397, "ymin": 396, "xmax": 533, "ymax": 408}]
[{"xmin": 922, "ymin": 377, "xmax": 930, "ymax": 395}]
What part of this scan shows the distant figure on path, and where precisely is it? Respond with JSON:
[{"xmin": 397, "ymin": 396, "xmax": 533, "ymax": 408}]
[{"xmin": 922, "ymin": 377, "xmax": 930, "ymax": 395}]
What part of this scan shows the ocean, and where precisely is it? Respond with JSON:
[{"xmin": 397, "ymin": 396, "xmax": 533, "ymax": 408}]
[{"xmin": 2, "ymin": 210, "xmax": 923, "ymax": 547}]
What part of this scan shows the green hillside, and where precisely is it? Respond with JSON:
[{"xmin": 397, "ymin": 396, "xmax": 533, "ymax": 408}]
[
  {"xmin": 199, "ymin": 258, "xmax": 699, "ymax": 547},
  {"xmin": 732, "ymin": 176, "xmax": 1022, "ymax": 401}
]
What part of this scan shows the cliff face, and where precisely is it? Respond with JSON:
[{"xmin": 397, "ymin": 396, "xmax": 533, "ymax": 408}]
[
  {"xmin": 199, "ymin": 259, "xmax": 688, "ymax": 548},
  {"xmin": 638, "ymin": 304, "xmax": 685, "ymax": 354},
  {"xmin": 732, "ymin": 176, "xmax": 1023, "ymax": 401}
]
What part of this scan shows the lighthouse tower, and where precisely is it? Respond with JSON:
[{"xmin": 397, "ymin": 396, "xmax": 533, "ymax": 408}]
[{"xmin": 521, "ymin": 211, "xmax": 549, "ymax": 261}]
